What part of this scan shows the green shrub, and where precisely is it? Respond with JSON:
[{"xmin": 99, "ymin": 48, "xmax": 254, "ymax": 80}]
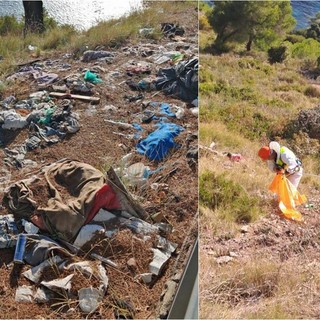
[
  {"xmin": 42, "ymin": 25, "xmax": 77, "ymax": 50},
  {"xmin": 290, "ymin": 38, "xmax": 320, "ymax": 60},
  {"xmin": 268, "ymin": 46, "xmax": 288, "ymax": 64},
  {"xmin": 304, "ymin": 85, "xmax": 320, "ymax": 98},
  {"xmin": 285, "ymin": 34, "xmax": 305, "ymax": 44},
  {"xmin": 0, "ymin": 16, "xmax": 23, "ymax": 35},
  {"xmin": 199, "ymin": 82, "xmax": 215, "ymax": 95},
  {"xmin": 199, "ymin": 14, "xmax": 211, "ymax": 31},
  {"xmin": 199, "ymin": 171, "xmax": 260, "ymax": 223}
]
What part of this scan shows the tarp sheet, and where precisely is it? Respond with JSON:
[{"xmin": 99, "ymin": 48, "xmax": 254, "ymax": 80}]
[
  {"xmin": 3, "ymin": 159, "xmax": 120, "ymax": 241},
  {"xmin": 136, "ymin": 123, "xmax": 184, "ymax": 161}
]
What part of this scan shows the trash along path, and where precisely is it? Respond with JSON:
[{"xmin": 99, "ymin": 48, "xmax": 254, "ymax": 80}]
[{"xmin": 0, "ymin": 7, "xmax": 198, "ymax": 319}]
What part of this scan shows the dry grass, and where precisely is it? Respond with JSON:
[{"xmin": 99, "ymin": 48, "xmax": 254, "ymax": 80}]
[
  {"xmin": 199, "ymin": 34, "xmax": 320, "ymax": 319},
  {"xmin": 200, "ymin": 253, "xmax": 320, "ymax": 319}
]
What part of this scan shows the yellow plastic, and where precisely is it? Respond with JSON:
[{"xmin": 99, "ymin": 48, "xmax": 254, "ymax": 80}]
[{"xmin": 268, "ymin": 174, "xmax": 307, "ymax": 221}]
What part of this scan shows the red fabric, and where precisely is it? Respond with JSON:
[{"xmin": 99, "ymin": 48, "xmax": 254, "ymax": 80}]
[
  {"xmin": 258, "ymin": 146, "xmax": 270, "ymax": 160},
  {"xmin": 84, "ymin": 184, "xmax": 121, "ymax": 224}
]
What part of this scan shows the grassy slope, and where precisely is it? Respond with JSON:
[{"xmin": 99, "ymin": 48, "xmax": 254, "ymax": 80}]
[
  {"xmin": 0, "ymin": 1, "xmax": 195, "ymax": 77},
  {"xmin": 199, "ymin": 26, "xmax": 320, "ymax": 318}
]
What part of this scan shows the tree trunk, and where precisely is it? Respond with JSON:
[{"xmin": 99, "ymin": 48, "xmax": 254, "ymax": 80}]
[
  {"xmin": 23, "ymin": 0, "xmax": 45, "ymax": 35},
  {"xmin": 246, "ymin": 34, "xmax": 254, "ymax": 51},
  {"xmin": 246, "ymin": 39, "xmax": 252, "ymax": 51}
]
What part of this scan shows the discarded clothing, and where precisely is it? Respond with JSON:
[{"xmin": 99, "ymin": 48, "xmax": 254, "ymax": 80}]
[
  {"xmin": 136, "ymin": 123, "xmax": 184, "ymax": 161},
  {"xmin": 0, "ymin": 110, "xmax": 28, "ymax": 130},
  {"xmin": 3, "ymin": 160, "xmax": 121, "ymax": 241},
  {"xmin": 269, "ymin": 174, "xmax": 307, "ymax": 221},
  {"xmin": 82, "ymin": 50, "xmax": 114, "ymax": 62},
  {"xmin": 155, "ymin": 57, "xmax": 198, "ymax": 102},
  {"xmin": 0, "ymin": 214, "xmax": 18, "ymax": 248},
  {"xmin": 24, "ymin": 234, "xmax": 72, "ymax": 266},
  {"xmin": 3, "ymin": 145, "xmax": 28, "ymax": 168},
  {"xmin": 1, "ymin": 95, "xmax": 16, "ymax": 108},
  {"xmin": 33, "ymin": 72, "xmax": 59, "ymax": 88}
]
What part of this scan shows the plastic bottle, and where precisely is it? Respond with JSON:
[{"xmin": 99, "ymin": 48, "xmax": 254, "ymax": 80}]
[{"xmin": 14, "ymin": 234, "xmax": 27, "ymax": 264}]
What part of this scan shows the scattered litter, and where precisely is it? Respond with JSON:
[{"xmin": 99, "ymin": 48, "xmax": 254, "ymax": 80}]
[
  {"xmin": 0, "ymin": 214, "xmax": 18, "ymax": 248},
  {"xmin": 82, "ymin": 50, "xmax": 114, "ymax": 62},
  {"xmin": 190, "ymin": 107, "xmax": 198, "ymax": 116},
  {"xmin": 227, "ymin": 153, "xmax": 243, "ymax": 162},
  {"xmin": 0, "ymin": 110, "xmax": 28, "ymax": 130},
  {"xmin": 92, "ymin": 209, "xmax": 117, "ymax": 222},
  {"xmin": 34, "ymin": 287, "xmax": 54, "ymax": 303},
  {"xmin": 136, "ymin": 122, "xmax": 184, "ymax": 161},
  {"xmin": 139, "ymin": 28, "xmax": 154, "ymax": 36},
  {"xmin": 78, "ymin": 287, "xmax": 103, "ymax": 313},
  {"xmin": 216, "ymin": 256, "xmax": 233, "ymax": 264},
  {"xmin": 149, "ymin": 248, "xmax": 171, "ymax": 275},
  {"xmin": 161, "ymin": 23, "xmax": 185, "ymax": 37},
  {"xmin": 23, "ymin": 256, "xmax": 64, "ymax": 284},
  {"xmin": 102, "ymin": 105, "xmax": 117, "ymax": 112},
  {"xmin": 15, "ymin": 285, "xmax": 34, "ymax": 303},
  {"xmin": 41, "ymin": 274, "xmax": 74, "ymax": 292},
  {"xmin": 84, "ymin": 70, "xmax": 103, "ymax": 84},
  {"xmin": 13, "ymin": 234, "xmax": 27, "ymax": 264},
  {"xmin": 73, "ymin": 224, "xmax": 105, "ymax": 248},
  {"xmin": 155, "ymin": 57, "xmax": 198, "ymax": 102},
  {"xmin": 135, "ymin": 273, "xmax": 153, "ymax": 284}
]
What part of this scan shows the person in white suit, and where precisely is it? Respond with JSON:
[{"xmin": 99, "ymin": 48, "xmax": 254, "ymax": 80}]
[{"xmin": 258, "ymin": 141, "xmax": 303, "ymax": 189}]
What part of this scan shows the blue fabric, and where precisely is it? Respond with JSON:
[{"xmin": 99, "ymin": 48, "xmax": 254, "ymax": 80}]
[
  {"xmin": 136, "ymin": 123, "xmax": 184, "ymax": 161},
  {"xmin": 132, "ymin": 122, "xmax": 143, "ymax": 139},
  {"xmin": 160, "ymin": 103, "xmax": 175, "ymax": 117}
]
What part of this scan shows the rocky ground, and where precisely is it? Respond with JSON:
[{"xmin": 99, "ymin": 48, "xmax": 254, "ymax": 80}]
[
  {"xmin": 0, "ymin": 4, "xmax": 198, "ymax": 319},
  {"xmin": 200, "ymin": 159, "xmax": 320, "ymax": 317}
]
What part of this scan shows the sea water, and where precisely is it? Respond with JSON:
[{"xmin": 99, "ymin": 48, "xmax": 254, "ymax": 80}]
[{"xmin": 0, "ymin": 0, "xmax": 143, "ymax": 30}]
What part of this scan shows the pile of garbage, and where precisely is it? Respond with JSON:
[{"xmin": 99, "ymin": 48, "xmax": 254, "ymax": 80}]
[
  {"xmin": 0, "ymin": 17, "xmax": 198, "ymax": 318},
  {"xmin": 1, "ymin": 159, "xmax": 177, "ymax": 315}
]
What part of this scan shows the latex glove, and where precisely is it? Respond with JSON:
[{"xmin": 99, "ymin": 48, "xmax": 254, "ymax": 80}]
[{"xmin": 276, "ymin": 168, "xmax": 285, "ymax": 174}]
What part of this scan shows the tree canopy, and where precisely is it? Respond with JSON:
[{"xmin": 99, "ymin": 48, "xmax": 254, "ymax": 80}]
[
  {"xmin": 306, "ymin": 12, "xmax": 320, "ymax": 41},
  {"xmin": 208, "ymin": 1, "xmax": 296, "ymax": 51}
]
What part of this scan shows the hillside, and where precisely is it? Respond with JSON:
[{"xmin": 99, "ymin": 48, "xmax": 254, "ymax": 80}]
[
  {"xmin": 0, "ymin": 2, "xmax": 198, "ymax": 319},
  {"xmin": 199, "ymin": 26, "xmax": 320, "ymax": 319}
]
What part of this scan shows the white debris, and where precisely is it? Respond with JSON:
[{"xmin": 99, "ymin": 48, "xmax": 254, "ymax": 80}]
[
  {"xmin": 23, "ymin": 256, "xmax": 63, "ymax": 284},
  {"xmin": 149, "ymin": 248, "xmax": 171, "ymax": 276},
  {"xmin": 78, "ymin": 287, "xmax": 102, "ymax": 314},
  {"xmin": 216, "ymin": 256, "xmax": 233, "ymax": 264},
  {"xmin": 136, "ymin": 273, "xmax": 153, "ymax": 284},
  {"xmin": 73, "ymin": 224, "xmax": 105, "ymax": 247},
  {"xmin": 22, "ymin": 219, "xmax": 39, "ymax": 234},
  {"xmin": 34, "ymin": 287, "xmax": 54, "ymax": 303},
  {"xmin": 93, "ymin": 209, "xmax": 117, "ymax": 222},
  {"xmin": 41, "ymin": 274, "xmax": 74, "ymax": 292},
  {"xmin": 15, "ymin": 285, "xmax": 33, "ymax": 303}
]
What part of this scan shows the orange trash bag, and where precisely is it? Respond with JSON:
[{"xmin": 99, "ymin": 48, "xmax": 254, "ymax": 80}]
[{"xmin": 268, "ymin": 174, "xmax": 307, "ymax": 221}]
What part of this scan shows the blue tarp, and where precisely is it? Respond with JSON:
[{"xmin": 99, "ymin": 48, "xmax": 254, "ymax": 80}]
[
  {"xmin": 159, "ymin": 103, "xmax": 175, "ymax": 117},
  {"xmin": 136, "ymin": 122, "xmax": 184, "ymax": 161}
]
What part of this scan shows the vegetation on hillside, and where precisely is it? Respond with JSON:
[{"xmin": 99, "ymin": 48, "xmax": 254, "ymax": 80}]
[
  {"xmin": 0, "ymin": 1, "xmax": 195, "ymax": 77},
  {"xmin": 200, "ymin": 1, "xmax": 320, "ymax": 318}
]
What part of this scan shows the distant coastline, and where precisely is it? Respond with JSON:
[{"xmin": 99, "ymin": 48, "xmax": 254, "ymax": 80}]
[{"xmin": 0, "ymin": 0, "xmax": 142, "ymax": 30}]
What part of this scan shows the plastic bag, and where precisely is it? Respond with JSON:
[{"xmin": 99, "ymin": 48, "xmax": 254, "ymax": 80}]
[
  {"xmin": 84, "ymin": 71, "xmax": 103, "ymax": 84},
  {"xmin": 269, "ymin": 174, "xmax": 307, "ymax": 221}
]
